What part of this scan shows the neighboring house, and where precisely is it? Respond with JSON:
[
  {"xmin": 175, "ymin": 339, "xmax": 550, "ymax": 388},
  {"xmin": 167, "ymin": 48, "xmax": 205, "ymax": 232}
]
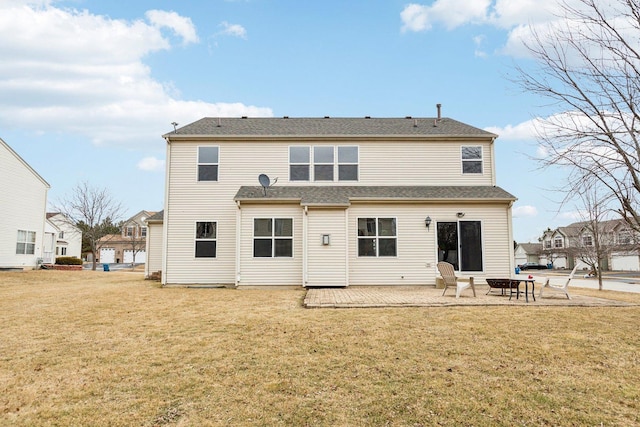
[
  {"xmin": 514, "ymin": 242, "xmax": 542, "ymax": 267},
  {"xmin": 97, "ymin": 210, "xmax": 155, "ymax": 264},
  {"xmin": 45, "ymin": 213, "xmax": 83, "ymax": 261},
  {"xmin": 144, "ymin": 210, "xmax": 164, "ymax": 279},
  {"xmin": 43, "ymin": 218, "xmax": 60, "ymax": 264},
  {"xmin": 540, "ymin": 220, "xmax": 640, "ymax": 271},
  {"xmin": 152, "ymin": 114, "xmax": 517, "ymax": 287},
  {"xmin": 0, "ymin": 137, "xmax": 50, "ymax": 270}
]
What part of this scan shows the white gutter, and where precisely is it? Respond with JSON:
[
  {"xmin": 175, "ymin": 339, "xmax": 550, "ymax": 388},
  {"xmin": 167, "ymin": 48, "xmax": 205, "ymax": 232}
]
[
  {"xmin": 161, "ymin": 137, "xmax": 171, "ymax": 286},
  {"xmin": 235, "ymin": 200, "xmax": 241, "ymax": 287}
]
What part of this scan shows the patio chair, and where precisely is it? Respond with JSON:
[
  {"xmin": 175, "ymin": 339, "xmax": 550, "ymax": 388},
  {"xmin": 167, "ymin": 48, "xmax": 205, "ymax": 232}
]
[
  {"xmin": 437, "ymin": 261, "xmax": 476, "ymax": 298},
  {"xmin": 539, "ymin": 264, "xmax": 579, "ymax": 299}
]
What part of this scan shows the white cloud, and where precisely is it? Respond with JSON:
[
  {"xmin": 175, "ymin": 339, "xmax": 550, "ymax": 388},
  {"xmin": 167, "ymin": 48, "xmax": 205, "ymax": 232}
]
[
  {"xmin": 0, "ymin": 3, "xmax": 272, "ymax": 148},
  {"xmin": 484, "ymin": 118, "xmax": 539, "ymax": 141},
  {"xmin": 146, "ymin": 10, "xmax": 199, "ymax": 45},
  {"xmin": 513, "ymin": 205, "xmax": 538, "ymax": 218},
  {"xmin": 219, "ymin": 21, "xmax": 247, "ymax": 39},
  {"xmin": 137, "ymin": 156, "xmax": 165, "ymax": 172},
  {"xmin": 401, "ymin": 0, "xmax": 491, "ymax": 32}
]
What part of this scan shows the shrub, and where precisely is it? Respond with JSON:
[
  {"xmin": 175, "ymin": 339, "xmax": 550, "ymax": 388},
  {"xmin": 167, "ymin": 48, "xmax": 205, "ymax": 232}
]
[{"xmin": 55, "ymin": 256, "xmax": 83, "ymax": 265}]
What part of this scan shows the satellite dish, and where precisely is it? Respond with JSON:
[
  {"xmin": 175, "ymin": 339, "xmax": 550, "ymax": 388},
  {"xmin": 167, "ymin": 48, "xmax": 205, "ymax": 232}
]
[
  {"xmin": 258, "ymin": 174, "xmax": 271, "ymax": 188},
  {"xmin": 258, "ymin": 173, "xmax": 277, "ymax": 195}
]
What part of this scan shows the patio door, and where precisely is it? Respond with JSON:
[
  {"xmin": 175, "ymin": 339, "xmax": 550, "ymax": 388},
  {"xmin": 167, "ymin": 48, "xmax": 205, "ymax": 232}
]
[{"xmin": 437, "ymin": 221, "xmax": 483, "ymax": 272}]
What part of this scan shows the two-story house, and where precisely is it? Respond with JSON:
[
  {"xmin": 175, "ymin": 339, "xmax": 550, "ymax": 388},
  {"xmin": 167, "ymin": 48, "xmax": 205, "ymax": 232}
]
[
  {"xmin": 540, "ymin": 220, "xmax": 640, "ymax": 271},
  {"xmin": 0, "ymin": 138, "xmax": 50, "ymax": 270},
  {"xmin": 46, "ymin": 213, "xmax": 83, "ymax": 261},
  {"xmin": 153, "ymin": 114, "xmax": 517, "ymax": 287},
  {"xmin": 97, "ymin": 210, "xmax": 155, "ymax": 264}
]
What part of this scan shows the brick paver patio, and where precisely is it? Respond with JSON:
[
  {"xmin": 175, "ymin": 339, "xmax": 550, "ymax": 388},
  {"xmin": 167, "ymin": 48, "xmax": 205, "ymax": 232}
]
[{"xmin": 303, "ymin": 285, "xmax": 637, "ymax": 308}]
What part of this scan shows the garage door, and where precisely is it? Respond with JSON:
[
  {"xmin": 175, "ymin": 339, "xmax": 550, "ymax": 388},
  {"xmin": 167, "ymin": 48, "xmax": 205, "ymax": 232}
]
[
  {"xmin": 100, "ymin": 248, "xmax": 115, "ymax": 264},
  {"xmin": 124, "ymin": 250, "xmax": 146, "ymax": 264},
  {"xmin": 611, "ymin": 254, "xmax": 640, "ymax": 271}
]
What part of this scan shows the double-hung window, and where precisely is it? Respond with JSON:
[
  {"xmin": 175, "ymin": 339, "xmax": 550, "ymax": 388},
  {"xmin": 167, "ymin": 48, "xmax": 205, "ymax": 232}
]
[
  {"xmin": 582, "ymin": 235, "xmax": 593, "ymax": 246},
  {"xmin": 289, "ymin": 146, "xmax": 310, "ymax": 181},
  {"xmin": 461, "ymin": 146, "xmax": 482, "ymax": 174},
  {"xmin": 554, "ymin": 236, "xmax": 563, "ymax": 248},
  {"xmin": 253, "ymin": 218, "xmax": 293, "ymax": 257},
  {"xmin": 195, "ymin": 221, "xmax": 217, "ymax": 258},
  {"xmin": 198, "ymin": 146, "xmax": 219, "ymax": 181},
  {"xmin": 357, "ymin": 218, "xmax": 397, "ymax": 257},
  {"xmin": 16, "ymin": 230, "xmax": 36, "ymax": 255},
  {"xmin": 289, "ymin": 146, "xmax": 358, "ymax": 181},
  {"xmin": 338, "ymin": 146, "xmax": 358, "ymax": 181}
]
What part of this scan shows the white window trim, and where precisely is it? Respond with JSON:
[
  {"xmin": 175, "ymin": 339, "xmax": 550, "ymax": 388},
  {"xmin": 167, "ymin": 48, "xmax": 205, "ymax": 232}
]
[
  {"xmin": 16, "ymin": 230, "xmax": 36, "ymax": 255},
  {"xmin": 196, "ymin": 145, "xmax": 220, "ymax": 183},
  {"xmin": 356, "ymin": 216, "xmax": 398, "ymax": 258},
  {"xmin": 252, "ymin": 217, "xmax": 294, "ymax": 258},
  {"xmin": 289, "ymin": 145, "xmax": 359, "ymax": 182},
  {"xmin": 461, "ymin": 145, "xmax": 483, "ymax": 174},
  {"xmin": 195, "ymin": 221, "xmax": 217, "ymax": 258}
]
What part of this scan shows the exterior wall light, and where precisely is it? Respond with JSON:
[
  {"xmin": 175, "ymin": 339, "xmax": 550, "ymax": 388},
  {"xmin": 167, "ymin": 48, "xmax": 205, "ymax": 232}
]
[
  {"xmin": 425, "ymin": 216, "xmax": 432, "ymax": 230},
  {"xmin": 457, "ymin": 212, "xmax": 465, "ymax": 218},
  {"xmin": 322, "ymin": 234, "xmax": 330, "ymax": 245}
]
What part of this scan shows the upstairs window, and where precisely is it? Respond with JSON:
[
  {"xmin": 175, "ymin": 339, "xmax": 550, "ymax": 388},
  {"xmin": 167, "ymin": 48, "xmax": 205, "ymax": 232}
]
[
  {"xmin": 314, "ymin": 146, "xmax": 334, "ymax": 181},
  {"xmin": 582, "ymin": 235, "xmax": 593, "ymax": 246},
  {"xmin": 289, "ymin": 146, "xmax": 310, "ymax": 181},
  {"xmin": 126, "ymin": 226, "xmax": 134, "ymax": 237},
  {"xmin": 58, "ymin": 231, "xmax": 64, "ymax": 239},
  {"xmin": 16, "ymin": 230, "xmax": 36, "ymax": 255},
  {"xmin": 554, "ymin": 236, "xmax": 563, "ymax": 248},
  {"xmin": 461, "ymin": 146, "xmax": 482, "ymax": 174},
  {"xmin": 289, "ymin": 145, "xmax": 358, "ymax": 181},
  {"xmin": 357, "ymin": 218, "xmax": 397, "ymax": 257},
  {"xmin": 338, "ymin": 146, "xmax": 358, "ymax": 181},
  {"xmin": 253, "ymin": 218, "xmax": 293, "ymax": 258},
  {"xmin": 544, "ymin": 239, "xmax": 552, "ymax": 249},
  {"xmin": 141, "ymin": 227, "xmax": 147, "ymax": 238},
  {"xmin": 195, "ymin": 221, "xmax": 217, "ymax": 258},
  {"xmin": 198, "ymin": 146, "xmax": 219, "ymax": 181},
  {"xmin": 618, "ymin": 231, "xmax": 632, "ymax": 244}
]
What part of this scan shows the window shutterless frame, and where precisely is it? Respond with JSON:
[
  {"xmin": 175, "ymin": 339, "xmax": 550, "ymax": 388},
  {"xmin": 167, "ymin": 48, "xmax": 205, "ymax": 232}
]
[
  {"xmin": 195, "ymin": 221, "xmax": 217, "ymax": 258},
  {"xmin": 253, "ymin": 218, "xmax": 294, "ymax": 258},
  {"xmin": 356, "ymin": 217, "xmax": 397, "ymax": 257},
  {"xmin": 197, "ymin": 146, "xmax": 219, "ymax": 182},
  {"xmin": 461, "ymin": 145, "xmax": 483, "ymax": 174}
]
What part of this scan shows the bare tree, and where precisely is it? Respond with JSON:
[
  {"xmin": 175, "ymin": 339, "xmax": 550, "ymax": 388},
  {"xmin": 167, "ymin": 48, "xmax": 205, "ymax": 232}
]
[
  {"xmin": 516, "ymin": 0, "xmax": 640, "ymax": 233},
  {"xmin": 569, "ymin": 184, "xmax": 614, "ymax": 290},
  {"xmin": 53, "ymin": 182, "xmax": 124, "ymax": 271}
]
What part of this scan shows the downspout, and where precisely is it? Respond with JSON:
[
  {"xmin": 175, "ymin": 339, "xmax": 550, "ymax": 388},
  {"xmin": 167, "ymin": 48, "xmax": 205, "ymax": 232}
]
[
  {"xmin": 345, "ymin": 208, "xmax": 349, "ymax": 287},
  {"xmin": 235, "ymin": 200, "xmax": 241, "ymax": 287},
  {"xmin": 161, "ymin": 137, "xmax": 171, "ymax": 286},
  {"xmin": 303, "ymin": 205, "xmax": 308, "ymax": 286},
  {"xmin": 507, "ymin": 200, "xmax": 515, "ymax": 275}
]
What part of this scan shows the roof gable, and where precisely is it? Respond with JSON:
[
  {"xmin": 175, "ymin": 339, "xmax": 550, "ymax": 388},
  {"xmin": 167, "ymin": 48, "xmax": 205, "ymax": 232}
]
[{"xmin": 0, "ymin": 137, "xmax": 50, "ymax": 188}]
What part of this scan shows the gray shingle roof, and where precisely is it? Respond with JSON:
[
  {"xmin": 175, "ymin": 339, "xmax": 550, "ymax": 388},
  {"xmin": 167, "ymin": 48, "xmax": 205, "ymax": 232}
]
[
  {"xmin": 146, "ymin": 210, "xmax": 164, "ymax": 222},
  {"xmin": 234, "ymin": 186, "xmax": 516, "ymax": 206},
  {"xmin": 164, "ymin": 117, "xmax": 496, "ymax": 138}
]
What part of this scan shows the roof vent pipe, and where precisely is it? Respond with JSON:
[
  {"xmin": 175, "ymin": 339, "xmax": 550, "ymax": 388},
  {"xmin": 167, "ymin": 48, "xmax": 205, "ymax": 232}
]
[
  {"xmin": 436, "ymin": 103, "xmax": 442, "ymax": 120},
  {"xmin": 413, "ymin": 119, "xmax": 418, "ymax": 127},
  {"xmin": 217, "ymin": 117, "xmax": 221, "ymax": 127}
]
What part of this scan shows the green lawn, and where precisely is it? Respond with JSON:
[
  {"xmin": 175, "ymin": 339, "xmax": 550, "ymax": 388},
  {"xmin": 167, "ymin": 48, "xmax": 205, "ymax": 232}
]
[{"xmin": 1, "ymin": 270, "xmax": 639, "ymax": 426}]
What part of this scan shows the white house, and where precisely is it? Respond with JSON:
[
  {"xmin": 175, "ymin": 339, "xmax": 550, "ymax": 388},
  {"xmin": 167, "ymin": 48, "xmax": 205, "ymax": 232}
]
[
  {"xmin": 0, "ymin": 137, "xmax": 50, "ymax": 270},
  {"xmin": 46, "ymin": 213, "xmax": 83, "ymax": 261},
  {"xmin": 154, "ymin": 114, "xmax": 517, "ymax": 287}
]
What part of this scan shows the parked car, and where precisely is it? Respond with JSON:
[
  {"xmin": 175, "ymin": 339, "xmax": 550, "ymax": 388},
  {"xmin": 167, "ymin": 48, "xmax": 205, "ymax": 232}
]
[{"xmin": 518, "ymin": 262, "xmax": 549, "ymax": 270}]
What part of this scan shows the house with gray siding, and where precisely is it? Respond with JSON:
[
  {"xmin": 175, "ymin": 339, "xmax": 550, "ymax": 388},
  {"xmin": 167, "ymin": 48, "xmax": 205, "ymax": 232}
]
[{"xmin": 154, "ymin": 113, "xmax": 517, "ymax": 286}]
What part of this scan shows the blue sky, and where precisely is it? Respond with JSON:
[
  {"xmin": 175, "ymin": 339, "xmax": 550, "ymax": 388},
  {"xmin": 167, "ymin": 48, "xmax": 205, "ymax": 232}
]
[{"xmin": 0, "ymin": 0, "xmax": 582, "ymax": 243}]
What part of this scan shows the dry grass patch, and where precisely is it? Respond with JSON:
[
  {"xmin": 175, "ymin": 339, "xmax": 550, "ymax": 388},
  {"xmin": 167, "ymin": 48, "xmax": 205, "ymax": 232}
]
[{"xmin": 1, "ymin": 270, "xmax": 639, "ymax": 426}]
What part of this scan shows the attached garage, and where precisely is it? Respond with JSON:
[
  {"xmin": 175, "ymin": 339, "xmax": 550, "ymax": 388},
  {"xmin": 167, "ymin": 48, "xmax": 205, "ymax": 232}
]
[
  {"xmin": 611, "ymin": 254, "xmax": 640, "ymax": 271},
  {"xmin": 124, "ymin": 250, "xmax": 146, "ymax": 264},
  {"xmin": 100, "ymin": 248, "xmax": 115, "ymax": 263}
]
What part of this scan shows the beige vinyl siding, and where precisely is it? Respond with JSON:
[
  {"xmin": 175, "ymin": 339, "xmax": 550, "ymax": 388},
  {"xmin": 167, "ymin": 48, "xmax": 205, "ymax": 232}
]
[
  {"xmin": 163, "ymin": 137, "xmax": 500, "ymax": 285},
  {"xmin": 0, "ymin": 141, "xmax": 49, "ymax": 269},
  {"xmin": 348, "ymin": 203, "xmax": 512, "ymax": 286},
  {"xmin": 145, "ymin": 222, "xmax": 163, "ymax": 277},
  {"xmin": 236, "ymin": 204, "xmax": 303, "ymax": 286},
  {"xmin": 306, "ymin": 208, "xmax": 347, "ymax": 287}
]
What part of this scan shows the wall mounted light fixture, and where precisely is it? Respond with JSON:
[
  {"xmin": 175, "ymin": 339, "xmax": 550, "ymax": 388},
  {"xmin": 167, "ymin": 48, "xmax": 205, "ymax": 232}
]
[
  {"xmin": 425, "ymin": 216, "xmax": 432, "ymax": 230},
  {"xmin": 457, "ymin": 212, "xmax": 465, "ymax": 218},
  {"xmin": 322, "ymin": 234, "xmax": 330, "ymax": 245}
]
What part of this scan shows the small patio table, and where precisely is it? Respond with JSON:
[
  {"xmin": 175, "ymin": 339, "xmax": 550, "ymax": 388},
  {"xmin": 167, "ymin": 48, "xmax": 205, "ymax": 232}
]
[{"xmin": 509, "ymin": 278, "xmax": 536, "ymax": 303}]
